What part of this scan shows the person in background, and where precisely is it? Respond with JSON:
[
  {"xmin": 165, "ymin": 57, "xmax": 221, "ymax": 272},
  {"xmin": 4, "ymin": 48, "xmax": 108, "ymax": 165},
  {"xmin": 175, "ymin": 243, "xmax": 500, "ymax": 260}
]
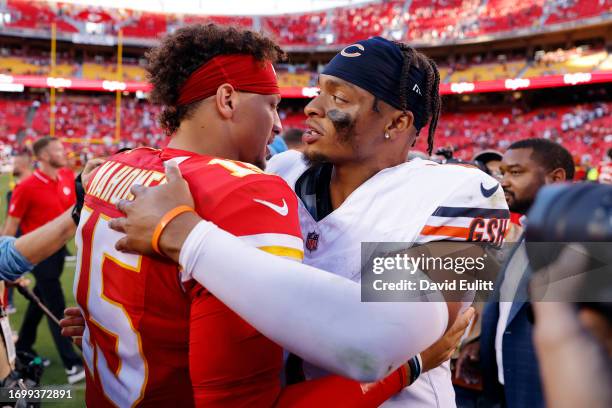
[
  {"xmin": 0, "ymin": 159, "xmax": 103, "ymax": 279},
  {"xmin": 4, "ymin": 151, "xmax": 33, "ymax": 314},
  {"xmin": 9, "ymin": 152, "xmax": 32, "ymax": 189},
  {"xmin": 573, "ymin": 156, "xmax": 587, "ymax": 181},
  {"xmin": 267, "ymin": 135, "xmax": 289, "ymax": 156},
  {"xmin": 455, "ymin": 138, "xmax": 575, "ymax": 408},
  {"xmin": 4, "ymin": 151, "xmax": 33, "ymax": 221},
  {"xmin": 2, "ymin": 136, "xmax": 85, "ymax": 384},
  {"xmin": 596, "ymin": 148, "xmax": 611, "ymax": 184},
  {"xmin": 281, "ymin": 128, "xmax": 306, "ymax": 152},
  {"xmin": 473, "ymin": 150, "xmax": 502, "ymax": 180}
]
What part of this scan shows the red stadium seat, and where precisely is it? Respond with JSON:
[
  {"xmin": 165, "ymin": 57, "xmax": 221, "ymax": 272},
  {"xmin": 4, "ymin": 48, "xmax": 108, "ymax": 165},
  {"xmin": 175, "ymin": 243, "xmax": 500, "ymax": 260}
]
[{"xmin": 4, "ymin": 0, "xmax": 610, "ymax": 44}]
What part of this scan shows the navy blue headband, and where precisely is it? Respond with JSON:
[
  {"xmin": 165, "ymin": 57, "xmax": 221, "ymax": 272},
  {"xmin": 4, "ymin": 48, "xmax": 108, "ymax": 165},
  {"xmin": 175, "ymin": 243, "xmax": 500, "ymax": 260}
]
[{"xmin": 322, "ymin": 36, "xmax": 428, "ymax": 131}]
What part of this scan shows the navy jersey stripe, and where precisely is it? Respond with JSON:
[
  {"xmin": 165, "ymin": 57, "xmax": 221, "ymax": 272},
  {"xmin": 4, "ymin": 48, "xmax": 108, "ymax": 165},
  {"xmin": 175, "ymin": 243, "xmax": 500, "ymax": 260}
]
[{"xmin": 431, "ymin": 206, "xmax": 510, "ymax": 219}]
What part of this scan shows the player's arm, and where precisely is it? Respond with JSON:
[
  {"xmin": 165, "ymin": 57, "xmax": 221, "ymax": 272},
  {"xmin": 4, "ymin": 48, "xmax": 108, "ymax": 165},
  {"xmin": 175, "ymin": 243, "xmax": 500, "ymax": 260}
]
[
  {"xmin": 0, "ymin": 236, "xmax": 34, "ymax": 280},
  {"xmin": 0, "ymin": 205, "xmax": 73, "ymax": 278},
  {"xmin": 276, "ymin": 306, "xmax": 474, "ymax": 406},
  {"xmin": 417, "ymin": 169, "xmax": 509, "ymax": 303},
  {"xmin": 2, "ymin": 216, "xmax": 20, "ymax": 237},
  {"xmin": 112, "ymin": 164, "xmax": 448, "ymax": 382},
  {"xmin": 415, "ymin": 169, "xmax": 510, "ymax": 365},
  {"xmin": 13, "ymin": 208, "xmax": 75, "ymax": 265},
  {"xmin": 174, "ymin": 219, "xmax": 446, "ymax": 381},
  {"xmin": 276, "ymin": 364, "xmax": 409, "ymax": 407},
  {"xmin": 415, "ymin": 170, "xmax": 510, "ymax": 246},
  {"xmin": 3, "ymin": 159, "xmax": 103, "ymax": 271}
]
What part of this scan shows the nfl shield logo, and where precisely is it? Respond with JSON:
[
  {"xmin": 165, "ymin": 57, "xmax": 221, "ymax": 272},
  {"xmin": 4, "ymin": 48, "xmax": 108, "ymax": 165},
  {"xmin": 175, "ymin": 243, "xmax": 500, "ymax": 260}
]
[{"xmin": 306, "ymin": 232, "xmax": 319, "ymax": 251}]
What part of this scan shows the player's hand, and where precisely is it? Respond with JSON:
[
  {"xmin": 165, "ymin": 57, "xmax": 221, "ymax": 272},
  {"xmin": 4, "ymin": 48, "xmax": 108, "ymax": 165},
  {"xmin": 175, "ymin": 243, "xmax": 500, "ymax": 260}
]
[
  {"xmin": 110, "ymin": 161, "xmax": 196, "ymax": 258},
  {"xmin": 60, "ymin": 307, "xmax": 85, "ymax": 348},
  {"xmin": 421, "ymin": 306, "xmax": 475, "ymax": 372},
  {"xmin": 6, "ymin": 277, "xmax": 31, "ymax": 288},
  {"xmin": 81, "ymin": 158, "xmax": 105, "ymax": 186},
  {"xmin": 454, "ymin": 340, "xmax": 481, "ymax": 384},
  {"xmin": 73, "ymin": 158, "xmax": 106, "ymax": 226}
]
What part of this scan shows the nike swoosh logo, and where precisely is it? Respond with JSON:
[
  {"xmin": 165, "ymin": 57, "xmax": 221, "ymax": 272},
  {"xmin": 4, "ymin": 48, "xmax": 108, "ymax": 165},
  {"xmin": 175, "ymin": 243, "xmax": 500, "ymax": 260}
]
[
  {"xmin": 480, "ymin": 182, "xmax": 499, "ymax": 198},
  {"xmin": 253, "ymin": 198, "xmax": 289, "ymax": 216}
]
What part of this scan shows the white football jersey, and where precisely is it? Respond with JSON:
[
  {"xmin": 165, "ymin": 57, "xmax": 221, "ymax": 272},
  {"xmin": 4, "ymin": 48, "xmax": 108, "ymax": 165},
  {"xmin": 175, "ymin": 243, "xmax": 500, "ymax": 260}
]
[{"xmin": 267, "ymin": 150, "xmax": 509, "ymax": 407}]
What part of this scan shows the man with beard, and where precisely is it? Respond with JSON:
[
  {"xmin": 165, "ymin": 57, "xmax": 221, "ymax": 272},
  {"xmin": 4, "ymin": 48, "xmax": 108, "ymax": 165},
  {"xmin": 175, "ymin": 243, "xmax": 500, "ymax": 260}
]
[
  {"xmin": 456, "ymin": 138, "xmax": 574, "ymax": 408},
  {"xmin": 3, "ymin": 137, "xmax": 85, "ymax": 384},
  {"xmin": 108, "ymin": 36, "xmax": 508, "ymax": 407}
]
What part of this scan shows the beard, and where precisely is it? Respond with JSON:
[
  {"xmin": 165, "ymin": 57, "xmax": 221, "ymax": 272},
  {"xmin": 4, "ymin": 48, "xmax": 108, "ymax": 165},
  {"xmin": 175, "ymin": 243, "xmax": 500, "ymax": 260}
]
[
  {"xmin": 506, "ymin": 191, "xmax": 533, "ymax": 214},
  {"xmin": 49, "ymin": 157, "xmax": 65, "ymax": 168},
  {"xmin": 505, "ymin": 177, "xmax": 545, "ymax": 214},
  {"xmin": 509, "ymin": 198, "xmax": 533, "ymax": 214},
  {"xmin": 302, "ymin": 150, "xmax": 331, "ymax": 167}
]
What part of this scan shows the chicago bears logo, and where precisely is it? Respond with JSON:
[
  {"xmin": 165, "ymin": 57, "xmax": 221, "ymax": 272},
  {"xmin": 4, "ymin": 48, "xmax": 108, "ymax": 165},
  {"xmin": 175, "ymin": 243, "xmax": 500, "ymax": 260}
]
[
  {"xmin": 306, "ymin": 232, "xmax": 319, "ymax": 251},
  {"xmin": 340, "ymin": 44, "xmax": 365, "ymax": 58}
]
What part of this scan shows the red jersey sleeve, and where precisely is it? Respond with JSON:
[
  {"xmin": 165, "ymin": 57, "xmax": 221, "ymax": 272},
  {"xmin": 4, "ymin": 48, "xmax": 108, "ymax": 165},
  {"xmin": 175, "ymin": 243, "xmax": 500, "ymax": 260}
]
[
  {"xmin": 206, "ymin": 178, "xmax": 304, "ymax": 261},
  {"xmin": 276, "ymin": 366, "xmax": 408, "ymax": 408},
  {"xmin": 8, "ymin": 182, "xmax": 29, "ymax": 219},
  {"xmin": 181, "ymin": 157, "xmax": 304, "ymax": 262}
]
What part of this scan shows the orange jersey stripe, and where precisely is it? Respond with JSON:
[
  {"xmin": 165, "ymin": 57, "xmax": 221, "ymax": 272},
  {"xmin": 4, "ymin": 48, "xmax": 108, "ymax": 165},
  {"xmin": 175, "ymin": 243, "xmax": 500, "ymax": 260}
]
[{"xmin": 420, "ymin": 225, "xmax": 470, "ymax": 239}]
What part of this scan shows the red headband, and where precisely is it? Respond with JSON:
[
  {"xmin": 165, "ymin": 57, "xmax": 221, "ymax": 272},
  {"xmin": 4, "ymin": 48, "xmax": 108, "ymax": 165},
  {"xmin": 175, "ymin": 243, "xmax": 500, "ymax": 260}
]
[{"xmin": 177, "ymin": 54, "xmax": 280, "ymax": 106}]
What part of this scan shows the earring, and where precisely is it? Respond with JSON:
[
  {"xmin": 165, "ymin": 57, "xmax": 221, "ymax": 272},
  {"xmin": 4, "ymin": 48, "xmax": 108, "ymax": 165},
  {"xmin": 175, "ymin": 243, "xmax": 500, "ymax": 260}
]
[{"xmin": 384, "ymin": 132, "xmax": 390, "ymax": 140}]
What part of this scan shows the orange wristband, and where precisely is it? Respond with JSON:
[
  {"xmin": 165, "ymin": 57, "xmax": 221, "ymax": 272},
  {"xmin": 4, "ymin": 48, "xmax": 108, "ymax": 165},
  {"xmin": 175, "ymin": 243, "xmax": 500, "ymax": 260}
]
[{"xmin": 151, "ymin": 205, "xmax": 195, "ymax": 256}]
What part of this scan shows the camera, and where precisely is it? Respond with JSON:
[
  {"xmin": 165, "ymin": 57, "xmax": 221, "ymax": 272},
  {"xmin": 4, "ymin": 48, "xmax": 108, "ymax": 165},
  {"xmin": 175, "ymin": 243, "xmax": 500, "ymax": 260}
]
[
  {"xmin": 0, "ymin": 351, "xmax": 44, "ymax": 408},
  {"xmin": 525, "ymin": 183, "xmax": 612, "ymax": 321}
]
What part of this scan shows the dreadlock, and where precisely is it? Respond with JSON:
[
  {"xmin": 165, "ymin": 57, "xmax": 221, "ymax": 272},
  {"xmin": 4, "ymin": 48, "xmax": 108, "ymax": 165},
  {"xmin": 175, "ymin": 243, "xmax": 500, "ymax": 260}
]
[{"xmin": 394, "ymin": 42, "xmax": 441, "ymax": 155}]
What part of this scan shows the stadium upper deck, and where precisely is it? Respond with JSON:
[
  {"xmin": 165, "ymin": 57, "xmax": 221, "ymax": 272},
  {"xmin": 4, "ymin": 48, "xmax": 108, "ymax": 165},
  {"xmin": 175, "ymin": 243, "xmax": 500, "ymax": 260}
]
[
  {"xmin": 1, "ymin": 45, "xmax": 609, "ymax": 85},
  {"xmin": 0, "ymin": 0, "xmax": 609, "ymax": 48}
]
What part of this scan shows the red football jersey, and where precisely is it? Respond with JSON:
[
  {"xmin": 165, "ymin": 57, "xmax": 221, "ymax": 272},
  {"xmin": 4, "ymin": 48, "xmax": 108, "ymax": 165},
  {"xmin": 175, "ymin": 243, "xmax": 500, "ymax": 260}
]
[{"xmin": 74, "ymin": 147, "xmax": 303, "ymax": 407}]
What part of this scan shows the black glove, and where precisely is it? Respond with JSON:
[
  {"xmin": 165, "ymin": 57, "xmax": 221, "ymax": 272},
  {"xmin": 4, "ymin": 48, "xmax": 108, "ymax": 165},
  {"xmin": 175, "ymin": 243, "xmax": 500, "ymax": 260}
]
[{"xmin": 72, "ymin": 172, "xmax": 85, "ymax": 226}]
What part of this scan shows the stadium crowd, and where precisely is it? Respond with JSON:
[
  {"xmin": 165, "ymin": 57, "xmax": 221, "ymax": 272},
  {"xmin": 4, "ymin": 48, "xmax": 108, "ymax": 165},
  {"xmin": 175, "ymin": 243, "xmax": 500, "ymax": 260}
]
[
  {"xmin": 0, "ymin": 95, "xmax": 609, "ymax": 171},
  {"xmin": 1, "ymin": 43, "xmax": 610, "ymax": 84},
  {"xmin": 0, "ymin": 0, "xmax": 609, "ymax": 45}
]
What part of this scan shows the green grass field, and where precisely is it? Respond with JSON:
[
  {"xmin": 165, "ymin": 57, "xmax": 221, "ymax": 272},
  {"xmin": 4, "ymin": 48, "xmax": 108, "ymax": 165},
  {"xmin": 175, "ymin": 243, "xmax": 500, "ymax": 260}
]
[{"xmin": 1, "ymin": 173, "xmax": 85, "ymax": 407}]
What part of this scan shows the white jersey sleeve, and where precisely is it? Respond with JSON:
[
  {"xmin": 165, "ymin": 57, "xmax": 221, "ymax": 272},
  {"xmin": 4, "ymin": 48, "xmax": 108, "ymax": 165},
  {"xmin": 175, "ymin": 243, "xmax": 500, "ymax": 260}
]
[
  {"xmin": 266, "ymin": 149, "xmax": 308, "ymax": 187},
  {"xmin": 179, "ymin": 220, "xmax": 448, "ymax": 382},
  {"xmin": 416, "ymin": 167, "xmax": 510, "ymax": 245}
]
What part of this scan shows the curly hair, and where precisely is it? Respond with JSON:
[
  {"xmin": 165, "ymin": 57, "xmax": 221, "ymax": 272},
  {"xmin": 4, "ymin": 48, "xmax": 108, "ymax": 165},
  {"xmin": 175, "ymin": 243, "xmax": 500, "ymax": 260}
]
[{"xmin": 146, "ymin": 24, "xmax": 285, "ymax": 135}]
